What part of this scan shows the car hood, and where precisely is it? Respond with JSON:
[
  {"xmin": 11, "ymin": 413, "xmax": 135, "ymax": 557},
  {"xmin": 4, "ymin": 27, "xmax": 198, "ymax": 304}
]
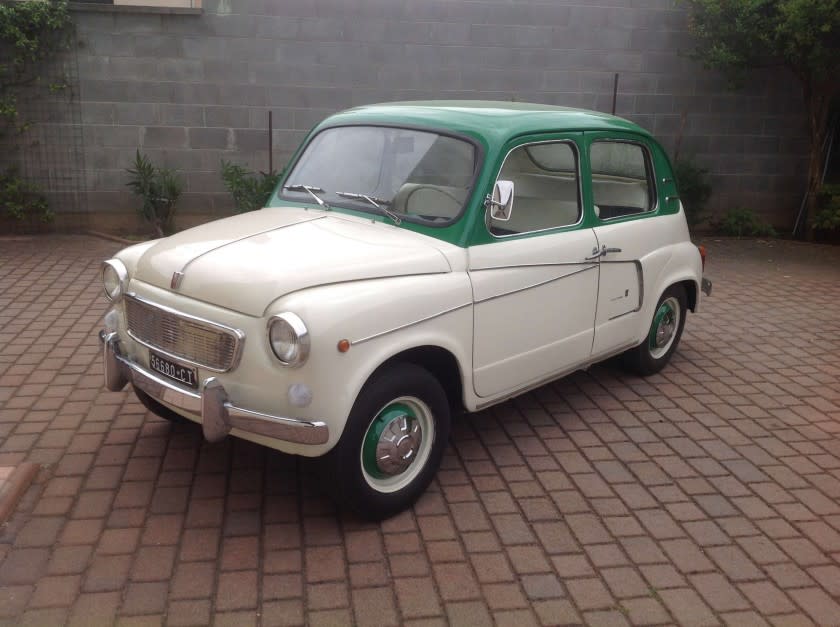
[{"xmin": 133, "ymin": 207, "xmax": 453, "ymax": 316}]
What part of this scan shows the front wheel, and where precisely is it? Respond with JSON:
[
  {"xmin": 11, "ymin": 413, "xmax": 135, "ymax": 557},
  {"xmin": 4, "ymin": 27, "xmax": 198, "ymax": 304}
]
[
  {"xmin": 322, "ymin": 363, "xmax": 451, "ymax": 520},
  {"xmin": 621, "ymin": 284, "xmax": 687, "ymax": 376}
]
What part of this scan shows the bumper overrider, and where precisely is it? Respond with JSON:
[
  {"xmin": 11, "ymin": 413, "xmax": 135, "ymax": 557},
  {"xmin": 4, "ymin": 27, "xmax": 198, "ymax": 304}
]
[{"xmin": 99, "ymin": 330, "xmax": 329, "ymax": 446}]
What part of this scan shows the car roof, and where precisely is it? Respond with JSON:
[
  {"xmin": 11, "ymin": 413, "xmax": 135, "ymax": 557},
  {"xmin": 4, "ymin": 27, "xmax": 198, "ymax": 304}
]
[{"xmin": 318, "ymin": 100, "xmax": 651, "ymax": 142}]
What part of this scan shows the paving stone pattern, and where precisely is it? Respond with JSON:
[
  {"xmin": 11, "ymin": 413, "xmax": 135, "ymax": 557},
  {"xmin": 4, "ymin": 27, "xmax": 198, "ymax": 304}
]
[{"xmin": 1, "ymin": 234, "xmax": 839, "ymax": 626}]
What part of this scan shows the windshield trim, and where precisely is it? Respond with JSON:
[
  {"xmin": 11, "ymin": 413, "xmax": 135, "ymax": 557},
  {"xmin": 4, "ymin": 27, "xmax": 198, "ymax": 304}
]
[{"xmin": 274, "ymin": 122, "xmax": 485, "ymax": 228}]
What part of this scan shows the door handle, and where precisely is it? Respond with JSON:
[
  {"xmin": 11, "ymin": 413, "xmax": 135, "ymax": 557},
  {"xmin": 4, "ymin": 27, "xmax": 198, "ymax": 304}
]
[
  {"xmin": 585, "ymin": 245, "xmax": 605, "ymax": 261},
  {"xmin": 585, "ymin": 245, "xmax": 623, "ymax": 261}
]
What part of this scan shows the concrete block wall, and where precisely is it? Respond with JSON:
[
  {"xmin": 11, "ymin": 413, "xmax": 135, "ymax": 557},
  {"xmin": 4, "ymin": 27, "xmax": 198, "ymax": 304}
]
[{"xmin": 68, "ymin": 0, "xmax": 807, "ymax": 232}]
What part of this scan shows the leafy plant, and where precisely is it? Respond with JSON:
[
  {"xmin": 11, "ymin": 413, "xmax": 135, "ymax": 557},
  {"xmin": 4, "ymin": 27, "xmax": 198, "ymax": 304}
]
[
  {"xmin": 812, "ymin": 184, "xmax": 840, "ymax": 231},
  {"xmin": 0, "ymin": 0, "xmax": 73, "ymax": 138},
  {"xmin": 0, "ymin": 166, "xmax": 52, "ymax": 222},
  {"xmin": 673, "ymin": 158, "xmax": 712, "ymax": 228},
  {"xmin": 220, "ymin": 160, "xmax": 282, "ymax": 213},
  {"xmin": 681, "ymin": 0, "xmax": 840, "ymax": 239},
  {"xmin": 718, "ymin": 207, "xmax": 777, "ymax": 237},
  {"xmin": 126, "ymin": 150, "xmax": 182, "ymax": 237}
]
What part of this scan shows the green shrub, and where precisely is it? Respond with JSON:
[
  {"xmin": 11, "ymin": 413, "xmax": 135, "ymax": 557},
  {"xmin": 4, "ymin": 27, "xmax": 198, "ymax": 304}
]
[
  {"xmin": 220, "ymin": 160, "xmax": 282, "ymax": 213},
  {"xmin": 673, "ymin": 158, "xmax": 712, "ymax": 228},
  {"xmin": 0, "ymin": 0, "xmax": 73, "ymax": 138},
  {"xmin": 718, "ymin": 207, "xmax": 777, "ymax": 237},
  {"xmin": 812, "ymin": 184, "xmax": 840, "ymax": 231},
  {"xmin": 126, "ymin": 150, "xmax": 182, "ymax": 237},
  {"xmin": 0, "ymin": 166, "xmax": 52, "ymax": 222}
]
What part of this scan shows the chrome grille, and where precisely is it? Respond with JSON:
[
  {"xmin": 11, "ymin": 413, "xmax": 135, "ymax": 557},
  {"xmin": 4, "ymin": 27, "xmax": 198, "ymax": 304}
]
[{"xmin": 125, "ymin": 296, "xmax": 240, "ymax": 372}]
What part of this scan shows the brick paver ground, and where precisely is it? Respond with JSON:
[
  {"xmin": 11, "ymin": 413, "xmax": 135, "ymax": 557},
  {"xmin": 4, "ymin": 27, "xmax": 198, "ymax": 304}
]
[{"xmin": 1, "ymin": 234, "xmax": 839, "ymax": 626}]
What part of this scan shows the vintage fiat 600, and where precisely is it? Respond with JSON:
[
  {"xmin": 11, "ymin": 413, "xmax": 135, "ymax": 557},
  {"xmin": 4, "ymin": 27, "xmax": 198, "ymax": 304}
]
[{"xmin": 100, "ymin": 102, "xmax": 711, "ymax": 519}]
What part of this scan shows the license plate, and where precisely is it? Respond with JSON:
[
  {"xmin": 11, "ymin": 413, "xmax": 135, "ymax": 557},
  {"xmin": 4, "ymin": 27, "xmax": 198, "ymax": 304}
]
[{"xmin": 149, "ymin": 351, "xmax": 198, "ymax": 389}]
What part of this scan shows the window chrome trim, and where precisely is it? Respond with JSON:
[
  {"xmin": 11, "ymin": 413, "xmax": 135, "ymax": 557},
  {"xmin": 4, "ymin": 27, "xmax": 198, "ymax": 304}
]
[
  {"xmin": 124, "ymin": 293, "xmax": 245, "ymax": 373},
  {"xmin": 589, "ymin": 138, "xmax": 659, "ymax": 222},
  {"xmin": 487, "ymin": 138, "xmax": 585, "ymax": 240}
]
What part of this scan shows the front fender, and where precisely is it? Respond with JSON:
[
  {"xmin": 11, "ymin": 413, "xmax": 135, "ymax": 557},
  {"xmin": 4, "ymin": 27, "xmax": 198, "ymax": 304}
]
[{"xmin": 269, "ymin": 272, "xmax": 474, "ymax": 444}]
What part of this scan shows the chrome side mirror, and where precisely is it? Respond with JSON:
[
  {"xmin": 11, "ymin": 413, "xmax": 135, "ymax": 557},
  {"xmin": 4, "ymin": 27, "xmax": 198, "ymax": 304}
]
[{"xmin": 486, "ymin": 180, "xmax": 514, "ymax": 222}]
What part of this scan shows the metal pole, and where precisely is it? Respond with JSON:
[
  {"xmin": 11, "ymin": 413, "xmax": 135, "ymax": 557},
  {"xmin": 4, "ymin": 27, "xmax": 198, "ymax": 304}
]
[
  {"xmin": 268, "ymin": 110, "xmax": 273, "ymax": 174},
  {"xmin": 611, "ymin": 73, "xmax": 619, "ymax": 115}
]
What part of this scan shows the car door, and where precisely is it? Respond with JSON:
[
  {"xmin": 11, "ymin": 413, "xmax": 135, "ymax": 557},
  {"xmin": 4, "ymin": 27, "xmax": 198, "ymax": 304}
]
[
  {"xmin": 468, "ymin": 135, "xmax": 599, "ymax": 398},
  {"xmin": 583, "ymin": 133, "xmax": 676, "ymax": 358}
]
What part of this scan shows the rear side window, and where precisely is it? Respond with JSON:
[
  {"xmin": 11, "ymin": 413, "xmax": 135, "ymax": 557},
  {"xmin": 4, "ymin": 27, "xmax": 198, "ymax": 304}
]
[
  {"xmin": 590, "ymin": 141, "xmax": 656, "ymax": 220},
  {"xmin": 489, "ymin": 141, "xmax": 581, "ymax": 237}
]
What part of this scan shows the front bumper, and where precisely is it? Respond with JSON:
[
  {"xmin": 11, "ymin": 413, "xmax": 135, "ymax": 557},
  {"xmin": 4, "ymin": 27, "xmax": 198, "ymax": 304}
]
[{"xmin": 99, "ymin": 330, "xmax": 329, "ymax": 446}]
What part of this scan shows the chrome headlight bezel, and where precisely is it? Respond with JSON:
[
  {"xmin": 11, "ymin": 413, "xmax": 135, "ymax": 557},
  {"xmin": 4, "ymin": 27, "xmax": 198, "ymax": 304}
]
[
  {"xmin": 102, "ymin": 259, "xmax": 129, "ymax": 302},
  {"xmin": 268, "ymin": 312, "xmax": 310, "ymax": 367}
]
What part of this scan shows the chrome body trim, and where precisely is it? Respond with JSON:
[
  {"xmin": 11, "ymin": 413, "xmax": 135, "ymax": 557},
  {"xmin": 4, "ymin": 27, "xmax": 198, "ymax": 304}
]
[
  {"xmin": 125, "ymin": 293, "xmax": 245, "ymax": 373},
  {"xmin": 487, "ymin": 139, "xmax": 585, "ymax": 239},
  {"xmin": 100, "ymin": 330, "xmax": 328, "ymax": 446},
  {"xmin": 350, "ymin": 302, "xmax": 472, "ymax": 346},
  {"xmin": 175, "ymin": 215, "xmax": 327, "ymax": 276},
  {"xmin": 267, "ymin": 312, "xmax": 311, "ymax": 367},
  {"xmin": 470, "ymin": 260, "xmax": 593, "ymax": 272},
  {"xmin": 473, "ymin": 265, "xmax": 596, "ymax": 305},
  {"xmin": 590, "ymin": 138, "xmax": 659, "ymax": 221}
]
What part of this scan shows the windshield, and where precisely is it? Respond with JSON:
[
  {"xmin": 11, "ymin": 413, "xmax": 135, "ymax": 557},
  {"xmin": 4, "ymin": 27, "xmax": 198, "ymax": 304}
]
[{"xmin": 276, "ymin": 125, "xmax": 478, "ymax": 226}]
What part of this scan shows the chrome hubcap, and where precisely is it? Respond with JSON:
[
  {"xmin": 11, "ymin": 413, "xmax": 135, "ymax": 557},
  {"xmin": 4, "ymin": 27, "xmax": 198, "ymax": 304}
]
[
  {"xmin": 375, "ymin": 413, "xmax": 422, "ymax": 476},
  {"xmin": 361, "ymin": 397, "xmax": 434, "ymax": 494}
]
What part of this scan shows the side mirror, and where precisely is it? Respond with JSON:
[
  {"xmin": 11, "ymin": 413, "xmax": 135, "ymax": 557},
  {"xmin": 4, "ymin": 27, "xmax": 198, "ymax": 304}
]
[{"xmin": 486, "ymin": 180, "xmax": 514, "ymax": 222}]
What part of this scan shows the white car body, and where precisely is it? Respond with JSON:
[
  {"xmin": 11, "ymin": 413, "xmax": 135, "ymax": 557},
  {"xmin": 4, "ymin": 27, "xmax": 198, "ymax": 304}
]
[{"xmin": 100, "ymin": 102, "xmax": 708, "ymax": 517}]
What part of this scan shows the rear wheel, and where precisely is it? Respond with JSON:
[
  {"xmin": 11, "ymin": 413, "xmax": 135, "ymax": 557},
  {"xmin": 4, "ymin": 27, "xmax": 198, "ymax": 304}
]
[
  {"xmin": 323, "ymin": 363, "xmax": 450, "ymax": 520},
  {"xmin": 622, "ymin": 284, "xmax": 687, "ymax": 376},
  {"xmin": 133, "ymin": 384, "xmax": 191, "ymax": 424}
]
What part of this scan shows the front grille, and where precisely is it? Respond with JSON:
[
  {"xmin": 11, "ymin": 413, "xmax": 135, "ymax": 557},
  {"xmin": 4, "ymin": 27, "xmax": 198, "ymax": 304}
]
[{"xmin": 125, "ymin": 296, "xmax": 240, "ymax": 372}]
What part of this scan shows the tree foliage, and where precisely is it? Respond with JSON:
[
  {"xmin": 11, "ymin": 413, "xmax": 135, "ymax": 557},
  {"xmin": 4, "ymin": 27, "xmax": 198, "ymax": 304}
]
[
  {"xmin": 1, "ymin": 165, "xmax": 51, "ymax": 222},
  {"xmin": 0, "ymin": 0, "xmax": 73, "ymax": 138},
  {"xmin": 674, "ymin": 158, "xmax": 713, "ymax": 227},
  {"xmin": 682, "ymin": 0, "xmax": 840, "ymax": 236}
]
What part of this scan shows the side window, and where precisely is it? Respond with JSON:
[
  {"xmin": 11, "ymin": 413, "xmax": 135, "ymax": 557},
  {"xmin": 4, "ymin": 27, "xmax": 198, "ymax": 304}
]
[
  {"xmin": 489, "ymin": 141, "xmax": 581, "ymax": 236},
  {"xmin": 590, "ymin": 141, "xmax": 656, "ymax": 220}
]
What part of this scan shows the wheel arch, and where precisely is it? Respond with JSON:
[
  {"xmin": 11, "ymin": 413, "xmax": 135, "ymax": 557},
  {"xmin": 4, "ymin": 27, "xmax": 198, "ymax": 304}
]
[
  {"xmin": 367, "ymin": 345, "xmax": 465, "ymax": 414},
  {"xmin": 679, "ymin": 278, "xmax": 698, "ymax": 312}
]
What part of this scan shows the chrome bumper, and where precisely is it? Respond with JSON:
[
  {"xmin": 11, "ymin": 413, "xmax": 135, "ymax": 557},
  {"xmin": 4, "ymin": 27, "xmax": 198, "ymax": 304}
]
[
  {"xmin": 701, "ymin": 277, "xmax": 712, "ymax": 296},
  {"xmin": 99, "ymin": 330, "xmax": 329, "ymax": 446}
]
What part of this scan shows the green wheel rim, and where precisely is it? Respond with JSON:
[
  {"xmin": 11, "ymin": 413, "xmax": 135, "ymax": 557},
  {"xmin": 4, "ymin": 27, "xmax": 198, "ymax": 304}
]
[
  {"xmin": 360, "ymin": 396, "xmax": 434, "ymax": 494},
  {"xmin": 362, "ymin": 402, "xmax": 415, "ymax": 480},
  {"xmin": 648, "ymin": 296, "xmax": 680, "ymax": 360}
]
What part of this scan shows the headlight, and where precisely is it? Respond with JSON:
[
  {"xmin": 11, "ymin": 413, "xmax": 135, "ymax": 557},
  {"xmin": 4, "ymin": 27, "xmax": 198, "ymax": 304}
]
[
  {"xmin": 268, "ymin": 313, "xmax": 310, "ymax": 367},
  {"xmin": 102, "ymin": 259, "xmax": 128, "ymax": 302}
]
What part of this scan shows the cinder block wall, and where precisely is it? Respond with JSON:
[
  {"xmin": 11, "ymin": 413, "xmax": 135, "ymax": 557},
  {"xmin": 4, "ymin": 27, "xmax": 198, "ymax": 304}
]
[{"xmin": 71, "ymin": 0, "xmax": 808, "ymax": 232}]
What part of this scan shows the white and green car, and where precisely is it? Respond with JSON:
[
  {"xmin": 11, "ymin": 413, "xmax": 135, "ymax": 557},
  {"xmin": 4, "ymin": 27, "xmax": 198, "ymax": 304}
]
[{"xmin": 100, "ymin": 102, "xmax": 711, "ymax": 519}]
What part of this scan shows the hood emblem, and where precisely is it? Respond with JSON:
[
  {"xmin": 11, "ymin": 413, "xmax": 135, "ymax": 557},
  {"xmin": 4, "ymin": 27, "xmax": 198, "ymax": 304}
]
[{"xmin": 171, "ymin": 271, "xmax": 184, "ymax": 290}]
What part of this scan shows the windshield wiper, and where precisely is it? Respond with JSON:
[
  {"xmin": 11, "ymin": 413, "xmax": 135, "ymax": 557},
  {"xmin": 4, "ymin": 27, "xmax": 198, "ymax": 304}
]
[
  {"xmin": 283, "ymin": 184, "xmax": 330, "ymax": 210},
  {"xmin": 336, "ymin": 191, "xmax": 402, "ymax": 225}
]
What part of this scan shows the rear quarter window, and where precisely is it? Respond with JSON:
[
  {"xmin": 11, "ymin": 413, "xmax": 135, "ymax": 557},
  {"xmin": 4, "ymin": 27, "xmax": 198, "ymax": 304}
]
[{"xmin": 590, "ymin": 141, "xmax": 656, "ymax": 220}]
